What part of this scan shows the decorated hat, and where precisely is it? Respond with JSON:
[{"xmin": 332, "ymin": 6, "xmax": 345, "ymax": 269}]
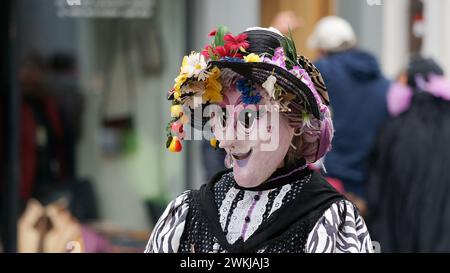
[{"xmin": 166, "ymin": 26, "xmax": 332, "ymax": 159}]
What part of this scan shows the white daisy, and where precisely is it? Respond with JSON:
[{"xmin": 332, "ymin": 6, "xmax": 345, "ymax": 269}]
[{"xmin": 181, "ymin": 52, "xmax": 207, "ymax": 79}]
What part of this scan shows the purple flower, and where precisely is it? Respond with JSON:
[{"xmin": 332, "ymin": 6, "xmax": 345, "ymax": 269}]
[
  {"xmin": 260, "ymin": 47, "xmax": 328, "ymax": 112},
  {"xmin": 290, "ymin": 66, "xmax": 327, "ymax": 112},
  {"xmin": 262, "ymin": 47, "xmax": 286, "ymax": 69}
]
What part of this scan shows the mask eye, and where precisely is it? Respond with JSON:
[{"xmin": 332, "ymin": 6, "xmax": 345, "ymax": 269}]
[
  {"xmin": 238, "ymin": 108, "xmax": 257, "ymax": 129},
  {"xmin": 256, "ymin": 107, "xmax": 266, "ymax": 120}
]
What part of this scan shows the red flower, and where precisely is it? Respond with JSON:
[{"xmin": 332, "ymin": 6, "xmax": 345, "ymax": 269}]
[
  {"xmin": 224, "ymin": 33, "xmax": 249, "ymax": 51},
  {"xmin": 208, "ymin": 28, "xmax": 217, "ymax": 37},
  {"xmin": 201, "ymin": 44, "xmax": 214, "ymax": 59},
  {"xmin": 233, "ymin": 53, "xmax": 243, "ymax": 59},
  {"xmin": 214, "ymin": 46, "xmax": 230, "ymax": 58}
]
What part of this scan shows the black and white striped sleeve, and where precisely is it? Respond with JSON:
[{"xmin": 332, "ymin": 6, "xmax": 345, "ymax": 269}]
[
  {"xmin": 306, "ymin": 200, "xmax": 374, "ymax": 253},
  {"xmin": 144, "ymin": 191, "xmax": 190, "ymax": 253}
]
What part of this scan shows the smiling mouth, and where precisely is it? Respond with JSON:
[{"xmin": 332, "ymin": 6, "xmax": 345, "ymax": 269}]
[{"xmin": 231, "ymin": 149, "xmax": 253, "ymax": 161}]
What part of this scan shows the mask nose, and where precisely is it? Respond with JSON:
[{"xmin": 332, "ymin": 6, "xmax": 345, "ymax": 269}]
[
  {"xmin": 218, "ymin": 123, "xmax": 238, "ymax": 150},
  {"xmin": 218, "ymin": 139, "xmax": 235, "ymax": 150},
  {"xmin": 216, "ymin": 113, "xmax": 239, "ymax": 150}
]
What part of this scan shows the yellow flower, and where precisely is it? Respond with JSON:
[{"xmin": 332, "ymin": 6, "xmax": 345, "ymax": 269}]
[
  {"xmin": 170, "ymin": 105, "xmax": 184, "ymax": 118},
  {"xmin": 173, "ymin": 90, "xmax": 181, "ymax": 100},
  {"xmin": 210, "ymin": 138, "xmax": 219, "ymax": 149},
  {"xmin": 208, "ymin": 66, "xmax": 221, "ymax": 80},
  {"xmin": 203, "ymin": 89, "xmax": 223, "ymax": 103},
  {"xmin": 174, "ymin": 73, "xmax": 187, "ymax": 91},
  {"xmin": 181, "ymin": 55, "xmax": 188, "ymax": 69},
  {"xmin": 203, "ymin": 67, "xmax": 223, "ymax": 103},
  {"xmin": 244, "ymin": 53, "xmax": 260, "ymax": 63}
]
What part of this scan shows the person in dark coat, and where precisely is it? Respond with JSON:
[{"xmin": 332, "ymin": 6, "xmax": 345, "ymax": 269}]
[
  {"xmin": 309, "ymin": 16, "xmax": 391, "ymax": 210},
  {"xmin": 367, "ymin": 57, "xmax": 450, "ymax": 252}
]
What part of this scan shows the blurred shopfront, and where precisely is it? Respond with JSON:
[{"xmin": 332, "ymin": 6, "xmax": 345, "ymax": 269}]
[{"xmin": 2, "ymin": 0, "xmax": 189, "ymax": 253}]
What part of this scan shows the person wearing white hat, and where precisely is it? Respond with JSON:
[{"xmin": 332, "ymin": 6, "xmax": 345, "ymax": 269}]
[
  {"xmin": 308, "ymin": 16, "xmax": 357, "ymax": 54},
  {"xmin": 308, "ymin": 16, "xmax": 391, "ymax": 215}
]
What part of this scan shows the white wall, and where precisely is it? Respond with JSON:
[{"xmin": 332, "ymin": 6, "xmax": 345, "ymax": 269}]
[
  {"xmin": 380, "ymin": 0, "xmax": 450, "ymax": 78},
  {"xmin": 381, "ymin": 0, "xmax": 410, "ymax": 78},
  {"xmin": 191, "ymin": 0, "xmax": 261, "ymax": 51},
  {"xmin": 336, "ymin": 0, "xmax": 384, "ymax": 60},
  {"xmin": 422, "ymin": 0, "xmax": 450, "ymax": 75}
]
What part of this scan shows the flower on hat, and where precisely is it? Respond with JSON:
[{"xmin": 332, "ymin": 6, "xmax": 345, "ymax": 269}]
[
  {"xmin": 203, "ymin": 67, "xmax": 223, "ymax": 103},
  {"xmin": 214, "ymin": 46, "xmax": 231, "ymax": 58},
  {"xmin": 170, "ymin": 105, "xmax": 184, "ymax": 118},
  {"xmin": 181, "ymin": 52, "xmax": 208, "ymax": 80},
  {"xmin": 201, "ymin": 26, "xmax": 250, "ymax": 61},
  {"xmin": 174, "ymin": 74, "xmax": 188, "ymax": 92},
  {"xmin": 208, "ymin": 28, "xmax": 217, "ymax": 37},
  {"xmin": 244, "ymin": 53, "xmax": 261, "ymax": 63},
  {"xmin": 301, "ymin": 110, "xmax": 315, "ymax": 131},
  {"xmin": 223, "ymin": 33, "xmax": 249, "ymax": 51},
  {"xmin": 290, "ymin": 66, "xmax": 327, "ymax": 112},
  {"xmin": 262, "ymin": 47, "xmax": 286, "ymax": 69},
  {"xmin": 210, "ymin": 137, "xmax": 219, "ymax": 149},
  {"xmin": 262, "ymin": 75, "xmax": 277, "ymax": 99},
  {"xmin": 201, "ymin": 44, "xmax": 214, "ymax": 59},
  {"xmin": 237, "ymin": 79, "xmax": 262, "ymax": 105}
]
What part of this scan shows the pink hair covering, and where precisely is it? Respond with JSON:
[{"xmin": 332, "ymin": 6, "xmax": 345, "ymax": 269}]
[
  {"xmin": 387, "ymin": 74, "xmax": 450, "ymax": 117},
  {"xmin": 317, "ymin": 112, "xmax": 334, "ymax": 160},
  {"xmin": 387, "ymin": 82, "xmax": 413, "ymax": 117},
  {"xmin": 299, "ymin": 70, "xmax": 334, "ymax": 162},
  {"xmin": 416, "ymin": 74, "xmax": 450, "ymax": 101}
]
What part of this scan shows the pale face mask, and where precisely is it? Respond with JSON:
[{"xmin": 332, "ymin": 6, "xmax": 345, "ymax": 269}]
[{"xmin": 212, "ymin": 87, "xmax": 295, "ymax": 188}]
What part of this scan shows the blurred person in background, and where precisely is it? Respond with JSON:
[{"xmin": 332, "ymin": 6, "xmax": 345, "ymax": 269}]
[
  {"xmin": 11, "ymin": 53, "xmax": 66, "ymax": 205},
  {"xmin": 367, "ymin": 57, "xmax": 450, "ymax": 252},
  {"xmin": 270, "ymin": 10, "xmax": 303, "ymax": 35},
  {"xmin": 308, "ymin": 16, "xmax": 391, "ymax": 215},
  {"xmin": 18, "ymin": 187, "xmax": 109, "ymax": 253},
  {"xmin": 1, "ymin": 53, "xmax": 100, "ymax": 253},
  {"xmin": 47, "ymin": 54, "xmax": 84, "ymax": 180}
]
